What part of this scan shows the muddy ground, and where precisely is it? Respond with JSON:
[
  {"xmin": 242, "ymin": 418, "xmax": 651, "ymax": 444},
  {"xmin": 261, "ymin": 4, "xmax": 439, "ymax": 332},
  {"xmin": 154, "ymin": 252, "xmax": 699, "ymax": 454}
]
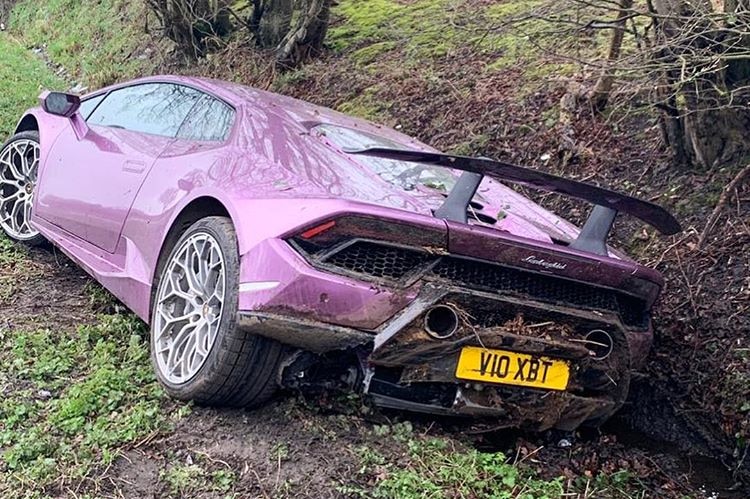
[
  {"xmin": 167, "ymin": 37, "xmax": 750, "ymax": 495},
  {"xmin": 8, "ymin": 244, "xmax": 746, "ymax": 498}
]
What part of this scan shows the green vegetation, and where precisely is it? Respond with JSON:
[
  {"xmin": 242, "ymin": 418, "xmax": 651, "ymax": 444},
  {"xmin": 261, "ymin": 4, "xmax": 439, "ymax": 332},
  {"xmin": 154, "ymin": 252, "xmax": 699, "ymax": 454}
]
[
  {"xmin": 161, "ymin": 462, "xmax": 237, "ymax": 497},
  {"xmin": 331, "ymin": 0, "xmax": 499, "ymax": 61},
  {"xmin": 330, "ymin": 0, "xmax": 474, "ymax": 59},
  {"xmin": 343, "ymin": 425, "xmax": 565, "ymax": 498},
  {"xmin": 0, "ymin": 34, "xmax": 64, "ymax": 137},
  {"xmin": 340, "ymin": 422, "xmax": 646, "ymax": 498},
  {"xmin": 0, "ymin": 228, "xmax": 170, "ymax": 499},
  {"xmin": 9, "ymin": 0, "xmax": 159, "ymax": 88},
  {"xmin": 336, "ymin": 91, "xmax": 385, "ymax": 122},
  {"xmin": 0, "ymin": 235, "xmax": 37, "ymax": 302},
  {"xmin": 0, "ymin": 310, "xmax": 168, "ymax": 495},
  {"xmin": 331, "ymin": 0, "xmax": 580, "ymax": 77}
]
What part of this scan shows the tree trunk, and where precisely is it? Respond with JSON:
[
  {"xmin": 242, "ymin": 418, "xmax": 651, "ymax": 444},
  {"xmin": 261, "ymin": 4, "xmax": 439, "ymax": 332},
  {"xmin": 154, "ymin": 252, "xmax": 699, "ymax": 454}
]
[
  {"xmin": 275, "ymin": 0, "xmax": 331, "ymax": 68},
  {"xmin": 0, "ymin": 0, "xmax": 17, "ymax": 25},
  {"xmin": 683, "ymin": 106, "xmax": 750, "ymax": 168},
  {"xmin": 650, "ymin": 0, "xmax": 750, "ymax": 168},
  {"xmin": 590, "ymin": 0, "xmax": 634, "ymax": 111},
  {"xmin": 147, "ymin": 0, "xmax": 332, "ymax": 66},
  {"xmin": 147, "ymin": 0, "xmax": 233, "ymax": 58},
  {"xmin": 255, "ymin": 0, "xmax": 294, "ymax": 48}
]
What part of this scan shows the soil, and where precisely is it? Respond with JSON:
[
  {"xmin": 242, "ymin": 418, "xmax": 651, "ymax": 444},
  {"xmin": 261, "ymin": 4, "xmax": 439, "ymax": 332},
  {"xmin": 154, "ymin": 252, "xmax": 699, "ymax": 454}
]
[{"xmin": 8, "ymin": 246, "xmax": 749, "ymax": 498}]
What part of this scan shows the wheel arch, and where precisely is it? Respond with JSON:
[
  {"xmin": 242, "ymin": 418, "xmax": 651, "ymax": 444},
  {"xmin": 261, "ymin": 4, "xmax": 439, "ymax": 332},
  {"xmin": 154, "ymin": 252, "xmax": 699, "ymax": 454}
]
[
  {"xmin": 156, "ymin": 195, "xmax": 233, "ymax": 274},
  {"xmin": 14, "ymin": 114, "xmax": 39, "ymax": 134},
  {"xmin": 150, "ymin": 195, "xmax": 236, "ymax": 320},
  {"xmin": 12, "ymin": 109, "xmax": 72, "ymax": 185}
]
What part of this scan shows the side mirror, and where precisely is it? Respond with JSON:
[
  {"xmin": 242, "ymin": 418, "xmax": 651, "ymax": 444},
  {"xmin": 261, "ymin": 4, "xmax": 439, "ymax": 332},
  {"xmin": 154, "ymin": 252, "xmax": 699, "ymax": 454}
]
[{"xmin": 40, "ymin": 91, "xmax": 81, "ymax": 118}]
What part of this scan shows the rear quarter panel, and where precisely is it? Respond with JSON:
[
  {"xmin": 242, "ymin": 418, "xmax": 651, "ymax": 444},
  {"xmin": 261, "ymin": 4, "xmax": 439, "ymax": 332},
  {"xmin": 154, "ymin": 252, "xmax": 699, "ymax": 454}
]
[{"xmin": 119, "ymin": 139, "xmax": 247, "ymax": 282}]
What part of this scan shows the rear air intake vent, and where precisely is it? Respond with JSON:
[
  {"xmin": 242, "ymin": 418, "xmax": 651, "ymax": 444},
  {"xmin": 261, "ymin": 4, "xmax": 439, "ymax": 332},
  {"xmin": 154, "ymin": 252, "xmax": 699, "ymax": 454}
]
[
  {"xmin": 323, "ymin": 241, "xmax": 433, "ymax": 279},
  {"xmin": 316, "ymin": 240, "xmax": 649, "ymax": 329},
  {"xmin": 467, "ymin": 209, "xmax": 497, "ymax": 225},
  {"xmin": 430, "ymin": 258, "xmax": 617, "ymax": 311}
]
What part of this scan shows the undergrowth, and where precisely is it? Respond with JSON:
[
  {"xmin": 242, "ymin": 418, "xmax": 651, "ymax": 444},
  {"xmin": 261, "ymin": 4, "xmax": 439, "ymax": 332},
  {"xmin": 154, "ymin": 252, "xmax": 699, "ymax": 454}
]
[
  {"xmin": 9, "ymin": 0, "xmax": 159, "ymax": 88},
  {"xmin": 341, "ymin": 422, "xmax": 648, "ymax": 499},
  {"xmin": 342, "ymin": 427, "xmax": 565, "ymax": 498},
  {"xmin": 0, "ymin": 238, "xmax": 170, "ymax": 497},
  {"xmin": 0, "ymin": 34, "xmax": 64, "ymax": 137},
  {"xmin": 0, "ymin": 312, "xmax": 168, "ymax": 497}
]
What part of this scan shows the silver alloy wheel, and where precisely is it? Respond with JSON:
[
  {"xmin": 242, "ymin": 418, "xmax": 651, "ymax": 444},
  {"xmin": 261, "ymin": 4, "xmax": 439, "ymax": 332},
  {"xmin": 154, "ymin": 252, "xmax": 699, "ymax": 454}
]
[
  {"xmin": 0, "ymin": 139, "xmax": 41, "ymax": 240},
  {"xmin": 153, "ymin": 232, "xmax": 226, "ymax": 384}
]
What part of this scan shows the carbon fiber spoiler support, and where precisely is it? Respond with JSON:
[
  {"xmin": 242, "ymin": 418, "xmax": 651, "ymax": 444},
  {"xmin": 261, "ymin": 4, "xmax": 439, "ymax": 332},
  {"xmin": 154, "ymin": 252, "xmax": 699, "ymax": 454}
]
[{"xmin": 347, "ymin": 148, "xmax": 681, "ymax": 255}]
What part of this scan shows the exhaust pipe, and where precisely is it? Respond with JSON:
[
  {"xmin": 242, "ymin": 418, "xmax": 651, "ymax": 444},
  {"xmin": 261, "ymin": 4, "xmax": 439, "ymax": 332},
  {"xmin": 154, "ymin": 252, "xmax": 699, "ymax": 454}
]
[
  {"xmin": 424, "ymin": 305, "xmax": 459, "ymax": 339},
  {"xmin": 585, "ymin": 329, "xmax": 614, "ymax": 360}
]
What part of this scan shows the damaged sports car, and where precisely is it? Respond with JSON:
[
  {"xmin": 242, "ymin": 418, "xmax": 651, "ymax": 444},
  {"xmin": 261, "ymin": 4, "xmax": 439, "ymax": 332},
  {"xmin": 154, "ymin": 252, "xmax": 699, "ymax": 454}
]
[{"xmin": 0, "ymin": 76, "xmax": 680, "ymax": 430}]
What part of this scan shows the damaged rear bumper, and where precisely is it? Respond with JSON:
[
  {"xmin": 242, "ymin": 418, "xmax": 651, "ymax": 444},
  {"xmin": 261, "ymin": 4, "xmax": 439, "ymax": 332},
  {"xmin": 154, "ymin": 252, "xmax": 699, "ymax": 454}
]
[
  {"xmin": 235, "ymin": 211, "xmax": 657, "ymax": 429},
  {"xmin": 238, "ymin": 281, "xmax": 644, "ymax": 430},
  {"xmin": 367, "ymin": 383, "xmax": 616, "ymax": 431}
]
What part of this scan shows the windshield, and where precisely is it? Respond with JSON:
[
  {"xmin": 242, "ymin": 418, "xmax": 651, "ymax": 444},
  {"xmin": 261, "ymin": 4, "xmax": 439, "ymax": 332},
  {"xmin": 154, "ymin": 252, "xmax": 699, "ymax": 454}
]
[{"xmin": 313, "ymin": 124, "xmax": 457, "ymax": 192}]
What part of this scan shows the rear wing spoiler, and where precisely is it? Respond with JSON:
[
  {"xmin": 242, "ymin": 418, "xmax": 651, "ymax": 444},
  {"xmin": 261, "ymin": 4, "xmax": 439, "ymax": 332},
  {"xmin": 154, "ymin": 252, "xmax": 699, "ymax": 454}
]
[{"xmin": 347, "ymin": 148, "xmax": 681, "ymax": 255}]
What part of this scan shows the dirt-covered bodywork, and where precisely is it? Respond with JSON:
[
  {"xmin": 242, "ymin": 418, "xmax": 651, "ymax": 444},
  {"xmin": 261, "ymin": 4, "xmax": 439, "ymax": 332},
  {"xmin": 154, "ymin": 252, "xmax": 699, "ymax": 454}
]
[{"xmin": 8, "ymin": 75, "xmax": 680, "ymax": 430}]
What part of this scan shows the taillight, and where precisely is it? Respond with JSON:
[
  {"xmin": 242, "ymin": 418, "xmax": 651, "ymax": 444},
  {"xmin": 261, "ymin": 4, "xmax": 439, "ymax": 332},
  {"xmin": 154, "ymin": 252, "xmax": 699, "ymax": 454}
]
[
  {"xmin": 300, "ymin": 220, "xmax": 336, "ymax": 239},
  {"xmin": 289, "ymin": 215, "xmax": 447, "ymax": 256}
]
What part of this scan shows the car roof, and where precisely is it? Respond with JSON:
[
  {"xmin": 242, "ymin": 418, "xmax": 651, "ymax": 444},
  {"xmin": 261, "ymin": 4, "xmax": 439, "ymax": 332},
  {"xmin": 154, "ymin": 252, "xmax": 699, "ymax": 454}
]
[
  {"xmin": 101, "ymin": 75, "xmax": 412, "ymax": 140},
  {"xmin": 100, "ymin": 75, "xmax": 324, "ymax": 115}
]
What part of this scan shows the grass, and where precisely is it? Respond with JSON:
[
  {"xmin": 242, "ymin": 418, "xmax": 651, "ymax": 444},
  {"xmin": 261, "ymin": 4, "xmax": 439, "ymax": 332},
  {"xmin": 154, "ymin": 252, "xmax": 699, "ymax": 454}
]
[
  {"xmin": 329, "ymin": 0, "xmax": 477, "ymax": 60},
  {"xmin": 160, "ymin": 462, "xmax": 237, "ymax": 497},
  {"xmin": 0, "ymin": 34, "xmax": 65, "ymax": 138},
  {"xmin": 9, "ymin": 0, "xmax": 159, "ymax": 89},
  {"xmin": 0, "ymin": 304, "xmax": 169, "ymax": 496},
  {"xmin": 340, "ymin": 422, "xmax": 648, "ymax": 498},
  {"xmin": 348, "ymin": 438, "xmax": 564, "ymax": 498}
]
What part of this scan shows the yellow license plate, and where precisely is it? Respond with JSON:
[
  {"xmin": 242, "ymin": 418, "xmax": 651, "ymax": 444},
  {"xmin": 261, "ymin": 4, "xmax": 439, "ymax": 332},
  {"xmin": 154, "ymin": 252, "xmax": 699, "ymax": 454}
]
[{"xmin": 455, "ymin": 346, "xmax": 570, "ymax": 391}]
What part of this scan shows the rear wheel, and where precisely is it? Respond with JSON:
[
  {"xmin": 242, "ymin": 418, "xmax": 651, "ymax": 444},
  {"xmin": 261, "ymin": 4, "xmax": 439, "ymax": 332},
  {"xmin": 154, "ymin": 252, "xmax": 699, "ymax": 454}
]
[
  {"xmin": 151, "ymin": 216, "xmax": 284, "ymax": 407},
  {"xmin": 0, "ymin": 131, "xmax": 45, "ymax": 245}
]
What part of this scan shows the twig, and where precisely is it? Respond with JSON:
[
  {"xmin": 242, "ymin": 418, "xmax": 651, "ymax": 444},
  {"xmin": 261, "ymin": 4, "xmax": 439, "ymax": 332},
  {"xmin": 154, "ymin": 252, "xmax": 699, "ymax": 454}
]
[{"xmin": 698, "ymin": 164, "xmax": 750, "ymax": 248}]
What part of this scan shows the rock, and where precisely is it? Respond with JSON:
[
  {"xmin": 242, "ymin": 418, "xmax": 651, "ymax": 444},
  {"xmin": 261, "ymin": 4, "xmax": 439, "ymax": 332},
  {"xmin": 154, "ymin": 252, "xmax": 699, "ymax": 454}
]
[
  {"xmin": 70, "ymin": 83, "xmax": 88, "ymax": 94},
  {"xmin": 557, "ymin": 438, "xmax": 572, "ymax": 448}
]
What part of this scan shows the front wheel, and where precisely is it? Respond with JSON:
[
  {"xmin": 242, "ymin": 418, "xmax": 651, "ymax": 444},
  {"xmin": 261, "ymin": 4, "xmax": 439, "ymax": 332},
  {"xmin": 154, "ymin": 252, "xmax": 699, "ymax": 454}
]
[
  {"xmin": 150, "ymin": 216, "xmax": 284, "ymax": 407},
  {"xmin": 0, "ymin": 131, "xmax": 45, "ymax": 245}
]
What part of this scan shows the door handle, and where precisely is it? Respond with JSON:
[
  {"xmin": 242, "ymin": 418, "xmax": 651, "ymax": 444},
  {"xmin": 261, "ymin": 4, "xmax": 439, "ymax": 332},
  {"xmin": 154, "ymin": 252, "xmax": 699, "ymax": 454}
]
[{"xmin": 123, "ymin": 160, "xmax": 147, "ymax": 173}]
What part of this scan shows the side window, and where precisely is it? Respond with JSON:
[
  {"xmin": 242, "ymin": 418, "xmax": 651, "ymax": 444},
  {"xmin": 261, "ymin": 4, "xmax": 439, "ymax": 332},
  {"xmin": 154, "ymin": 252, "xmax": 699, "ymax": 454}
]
[
  {"xmin": 79, "ymin": 93, "xmax": 106, "ymax": 120},
  {"xmin": 87, "ymin": 83, "xmax": 203, "ymax": 137},
  {"xmin": 176, "ymin": 95, "xmax": 235, "ymax": 142}
]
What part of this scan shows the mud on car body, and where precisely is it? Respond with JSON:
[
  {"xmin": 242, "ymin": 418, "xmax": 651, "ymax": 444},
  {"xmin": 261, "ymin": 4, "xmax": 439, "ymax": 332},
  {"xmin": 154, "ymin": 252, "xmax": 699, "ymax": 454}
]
[{"xmin": 0, "ymin": 75, "xmax": 679, "ymax": 431}]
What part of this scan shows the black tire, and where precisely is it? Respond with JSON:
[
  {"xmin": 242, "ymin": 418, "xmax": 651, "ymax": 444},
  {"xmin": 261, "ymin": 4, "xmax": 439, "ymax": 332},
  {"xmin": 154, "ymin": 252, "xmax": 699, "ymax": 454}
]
[
  {"xmin": 0, "ymin": 130, "xmax": 46, "ymax": 246},
  {"xmin": 150, "ymin": 216, "xmax": 284, "ymax": 407}
]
